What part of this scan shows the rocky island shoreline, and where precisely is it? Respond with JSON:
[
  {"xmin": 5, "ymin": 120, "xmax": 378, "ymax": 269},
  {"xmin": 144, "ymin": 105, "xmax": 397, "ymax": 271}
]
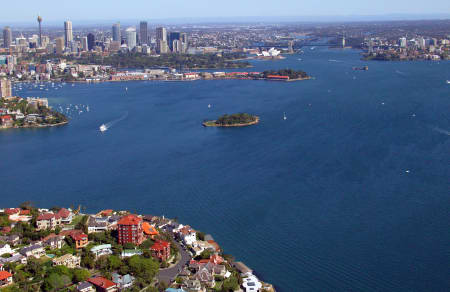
[{"xmin": 203, "ymin": 113, "xmax": 260, "ymax": 127}]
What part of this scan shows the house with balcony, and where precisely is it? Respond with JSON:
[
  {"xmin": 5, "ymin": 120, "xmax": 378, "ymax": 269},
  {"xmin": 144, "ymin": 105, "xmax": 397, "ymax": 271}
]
[
  {"xmin": 150, "ymin": 240, "xmax": 171, "ymax": 262},
  {"xmin": 36, "ymin": 213, "xmax": 62, "ymax": 230},
  {"xmin": 52, "ymin": 254, "xmax": 81, "ymax": 268},
  {"xmin": 20, "ymin": 243, "xmax": 45, "ymax": 258},
  {"xmin": 57, "ymin": 208, "xmax": 73, "ymax": 224},
  {"xmin": 71, "ymin": 232, "xmax": 89, "ymax": 249},
  {"xmin": 90, "ymin": 244, "xmax": 113, "ymax": 259}
]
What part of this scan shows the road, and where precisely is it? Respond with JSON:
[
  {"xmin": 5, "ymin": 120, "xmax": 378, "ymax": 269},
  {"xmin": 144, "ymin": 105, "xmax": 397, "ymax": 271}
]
[{"xmin": 157, "ymin": 241, "xmax": 191, "ymax": 284}]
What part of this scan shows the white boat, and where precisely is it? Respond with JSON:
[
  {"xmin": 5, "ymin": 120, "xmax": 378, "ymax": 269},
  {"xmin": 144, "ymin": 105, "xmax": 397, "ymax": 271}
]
[
  {"xmin": 208, "ymin": 104, "xmax": 211, "ymax": 108},
  {"xmin": 99, "ymin": 124, "xmax": 107, "ymax": 132},
  {"xmin": 283, "ymin": 112, "xmax": 287, "ymax": 120},
  {"xmin": 447, "ymin": 80, "xmax": 450, "ymax": 84}
]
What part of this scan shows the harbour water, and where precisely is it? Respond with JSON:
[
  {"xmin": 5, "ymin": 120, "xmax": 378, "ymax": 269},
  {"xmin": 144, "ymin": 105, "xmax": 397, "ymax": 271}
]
[{"xmin": 1, "ymin": 48, "xmax": 449, "ymax": 291}]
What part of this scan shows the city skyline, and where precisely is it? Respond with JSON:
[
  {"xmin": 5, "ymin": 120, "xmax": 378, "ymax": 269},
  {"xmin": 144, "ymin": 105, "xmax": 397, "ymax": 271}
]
[{"xmin": 0, "ymin": 0, "xmax": 450, "ymax": 23}]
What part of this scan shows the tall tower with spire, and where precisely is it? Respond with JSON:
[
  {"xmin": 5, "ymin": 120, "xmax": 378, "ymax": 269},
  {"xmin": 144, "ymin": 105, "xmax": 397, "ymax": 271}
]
[{"xmin": 37, "ymin": 15, "xmax": 43, "ymax": 47}]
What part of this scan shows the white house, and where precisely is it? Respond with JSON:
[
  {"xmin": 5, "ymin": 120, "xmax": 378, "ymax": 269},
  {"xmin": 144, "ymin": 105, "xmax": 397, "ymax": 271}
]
[
  {"xmin": 242, "ymin": 274, "xmax": 262, "ymax": 292},
  {"xmin": 0, "ymin": 244, "xmax": 12, "ymax": 256},
  {"xmin": 177, "ymin": 225, "xmax": 197, "ymax": 246},
  {"xmin": 90, "ymin": 244, "xmax": 113, "ymax": 258}
]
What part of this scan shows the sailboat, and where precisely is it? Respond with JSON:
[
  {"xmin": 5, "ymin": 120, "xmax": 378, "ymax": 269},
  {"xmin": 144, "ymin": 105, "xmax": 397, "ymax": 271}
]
[{"xmin": 283, "ymin": 112, "xmax": 287, "ymax": 120}]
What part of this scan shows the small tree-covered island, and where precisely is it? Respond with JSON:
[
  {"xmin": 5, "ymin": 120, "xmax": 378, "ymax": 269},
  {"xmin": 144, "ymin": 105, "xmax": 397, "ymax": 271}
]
[{"xmin": 203, "ymin": 113, "xmax": 259, "ymax": 127}]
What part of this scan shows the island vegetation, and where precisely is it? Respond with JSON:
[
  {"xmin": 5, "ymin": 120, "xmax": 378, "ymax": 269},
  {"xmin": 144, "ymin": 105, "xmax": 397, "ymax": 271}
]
[
  {"xmin": 0, "ymin": 97, "xmax": 68, "ymax": 129},
  {"xmin": 203, "ymin": 113, "xmax": 259, "ymax": 127}
]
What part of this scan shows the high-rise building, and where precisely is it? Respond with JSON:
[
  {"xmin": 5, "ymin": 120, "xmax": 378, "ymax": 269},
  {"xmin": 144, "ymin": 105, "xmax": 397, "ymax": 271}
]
[
  {"xmin": 117, "ymin": 215, "xmax": 144, "ymax": 245},
  {"xmin": 0, "ymin": 79, "xmax": 12, "ymax": 98},
  {"xmin": 87, "ymin": 33, "xmax": 95, "ymax": 51},
  {"xmin": 55, "ymin": 37, "xmax": 65, "ymax": 54},
  {"xmin": 139, "ymin": 21, "xmax": 148, "ymax": 45},
  {"xmin": 3, "ymin": 26, "xmax": 12, "ymax": 48},
  {"xmin": 399, "ymin": 37, "xmax": 407, "ymax": 48},
  {"xmin": 156, "ymin": 27, "xmax": 167, "ymax": 42},
  {"xmin": 64, "ymin": 20, "xmax": 73, "ymax": 47},
  {"xmin": 37, "ymin": 15, "xmax": 43, "ymax": 47},
  {"xmin": 126, "ymin": 27, "xmax": 136, "ymax": 50},
  {"xmin": 81, "ymin": 37, "xmax": 88, "ymax": 51},
  {"xmin": 156, "ymin": 39, "xmax": 168, "ymax": 54},
  {"xmin": 112, "ymin": 22, "xmax": 121, "ymax": 42},
  {"xmin": 168, "ymin": 32, "xmax": 180, "ymax": 51},
  {"xmin": 180, "ymin": 32, "xmax": 188, "ymax": 53},
  {"xmin": 172, "ymin": 39, "xmax": 182, "ymax": 53}
]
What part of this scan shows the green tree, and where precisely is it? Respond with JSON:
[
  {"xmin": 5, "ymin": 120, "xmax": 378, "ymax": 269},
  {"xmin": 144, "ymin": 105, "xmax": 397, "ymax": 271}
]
[{"xmin": 73, "ymin": 268, "xmax": 90, "ymax": 283}]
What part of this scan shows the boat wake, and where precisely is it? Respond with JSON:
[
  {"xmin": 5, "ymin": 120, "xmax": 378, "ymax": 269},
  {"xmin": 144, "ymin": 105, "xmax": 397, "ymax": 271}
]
[
  {"xmin": 433, "ymin": 127, "xmax": 450, "ymax": 136},
  {"xmin": 99, "ymin": 111, "xmax": 129, "ymax": 132},
  {"xmin": 395, "ymin": 70, "xmax": 406, "ymax": 75}
]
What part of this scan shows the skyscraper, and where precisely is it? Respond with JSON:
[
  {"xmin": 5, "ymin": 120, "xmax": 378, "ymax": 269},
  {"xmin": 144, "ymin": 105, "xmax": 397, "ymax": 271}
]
[
  {"xmin": 112, "ymin": 22, "xmax": 121, "ymax": 42},
  {"xmin": 37, "ymin": 15, "xmax": 43, "ymax": 47},
  {"xmin": 139, "ymin": 21, "xmax": 148, "ymax": 45},
  {"xmin": 180, "ymin": 32, "xmax": 188, "ymax": 53},
  {"xmin": 0, "ymin": 79, "xmax": 12, "ymax": 98},
  {"xmin": 156, "ymin": 27, "xmax": 167, "ymax": 42},
  {"xmin": 3, "ymin": 26, "xmax": 12, "ymax": 48},
  {"xmin": 64, "ymin": 21, "xmax": 73, "ymax": 47},
  {"xmin": 81, "ymin": 37, "xmax": 88, "ymax": 51},
  {"xmin": 55, "ymin": 37, "xmax": 65, "ymax": 54},
  {"xmin": 87, "ymin": 33, "xmax": 95, "ymax": 51},
  {"xmin": 169, "ymin": 32, "xmax": 180, "ymax": 51},
  {"xmin": 156, "ymin": 39, "xmax": 168, "ymax": 54},
  {"xmin": 125, "ymin": 27, "xmax": 136, "ymax": 50}
]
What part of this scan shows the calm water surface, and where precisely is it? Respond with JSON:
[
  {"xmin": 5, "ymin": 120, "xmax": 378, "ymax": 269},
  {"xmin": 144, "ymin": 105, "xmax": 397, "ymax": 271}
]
[{"xmin": 1, "ymin": 48, "xmax": 449, "ymax": 292}]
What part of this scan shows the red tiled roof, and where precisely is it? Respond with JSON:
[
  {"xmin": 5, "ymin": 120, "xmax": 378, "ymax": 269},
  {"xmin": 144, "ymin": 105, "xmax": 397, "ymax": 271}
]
[
  {"xmin": 19, "ymin": 209, "xmax": 30, "ymax": 215},
  {"xmin": 142, "ymin": 222, "xmax": 158, "ymax": 235},
  {"xmin": 71, "ymin": 233, "xmax": 88, "ymax": 241},
  {"xmin": 37, "ymin": 213, "xmax": 56, "ymax": 221},
  {"xmin": 1, "ymin": 227, "xmax": 11, "ymax": 234},
  {"xmin": 118, "ymin": 215, "xmax": 142, "ymax": 226},
  {"xmin": 60, "ymin": 229, "xmax": 83, "ymax": 237},
  {"xmin": 100, "ymin": 209, "xmax": 113, "ymax": 216},
  {"xmin": 88, "ymin": 277, "xmax": 116, "ymax": 289},
  {"xmin": 0, "ymin": 270, "xmax": 12, "ymax": 281},
  {"xmin": 0, "ymin": 115, "xmax": 12, "ymax": 120},
  {"xmin": 57, "ymin": 208, "xmax": 70, "ymax": 218},
  {"xmin": 151, "ymin": 240, "xmax": 170, "ymax": 251},
  {"xmin": 4, "ymin": 208, "xmax": 20, "ymax": 215}
]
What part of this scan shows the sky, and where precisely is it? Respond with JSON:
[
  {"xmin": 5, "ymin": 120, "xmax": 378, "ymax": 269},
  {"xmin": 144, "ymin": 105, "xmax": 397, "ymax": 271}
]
[{"xmin": 1, "ymin": 0, "xmax": 450, "ymax": 23}]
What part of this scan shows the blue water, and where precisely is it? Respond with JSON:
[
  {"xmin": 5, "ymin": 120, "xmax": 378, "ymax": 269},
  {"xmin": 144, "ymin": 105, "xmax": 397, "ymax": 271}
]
[{"xmin": 1, "ymin": 48, "xmax": 449, "ymax": 292}]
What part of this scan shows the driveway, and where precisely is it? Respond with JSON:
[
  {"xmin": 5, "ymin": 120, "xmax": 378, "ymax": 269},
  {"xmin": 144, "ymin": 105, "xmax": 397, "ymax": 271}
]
[{"xmin": 157, "ymin": 241, "xmax": 191, "ymax": 284}]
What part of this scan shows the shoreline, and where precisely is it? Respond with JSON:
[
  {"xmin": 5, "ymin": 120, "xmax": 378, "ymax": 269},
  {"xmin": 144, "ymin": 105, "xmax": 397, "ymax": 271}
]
[
  {"xmin": 203, "ymin": 116, "xmax": 260, "ymax": 127},
  {"xmin": 0, "ymin": 121, "xmax": 68, "ymax": 130},
  {"xmin": 0, "ymin": 205, "xmax": 276, "ymax": 291}
]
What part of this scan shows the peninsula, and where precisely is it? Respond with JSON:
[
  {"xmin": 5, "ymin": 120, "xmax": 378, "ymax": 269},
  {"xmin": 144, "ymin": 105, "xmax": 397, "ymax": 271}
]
[
  {"xmin": 0, "ymin": 97, "xmax": 67, "ymax": 129},
  {"xmin": 0, "ymin": 205, "xmax": 276, "ymax": 292},
  {"xmin": 203, "ymin": 113, "xmax": 259, "ymax": 127}
]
